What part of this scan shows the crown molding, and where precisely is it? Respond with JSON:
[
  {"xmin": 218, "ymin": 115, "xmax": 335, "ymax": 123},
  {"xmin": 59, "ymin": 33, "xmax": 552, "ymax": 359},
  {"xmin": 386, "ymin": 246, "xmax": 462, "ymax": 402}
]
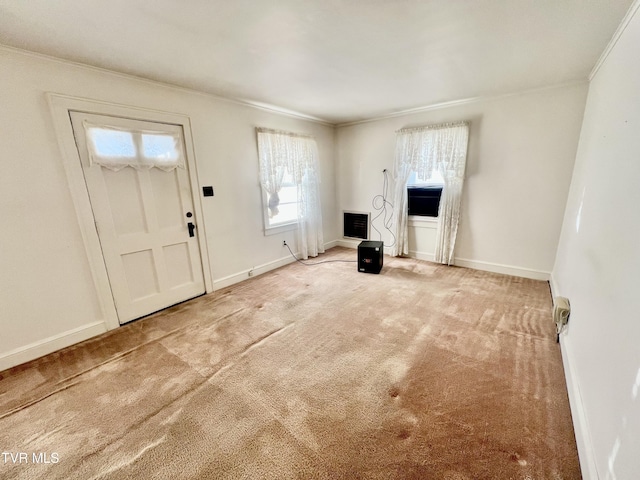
[
  {"xmin": 589, "ymin": 0, "xmax": 640, "ymax": 81},
  {"xmin": 335, "ymin": 80, "xmax": 588, "ymax": 128},
  {"xmin": 0, "ymin": 44, "xmax": 333, "ymax": 126},
  {"xmin": 0, "ymin": 43, "xmax": 591, "ymax": 129}
]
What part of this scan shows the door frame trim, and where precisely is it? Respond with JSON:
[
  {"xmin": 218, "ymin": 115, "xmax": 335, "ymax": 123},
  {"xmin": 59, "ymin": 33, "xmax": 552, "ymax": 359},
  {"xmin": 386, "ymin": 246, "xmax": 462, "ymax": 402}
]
[{"xmin": 48, "ymin": 93, "xmax": 214, "ymax": 330}]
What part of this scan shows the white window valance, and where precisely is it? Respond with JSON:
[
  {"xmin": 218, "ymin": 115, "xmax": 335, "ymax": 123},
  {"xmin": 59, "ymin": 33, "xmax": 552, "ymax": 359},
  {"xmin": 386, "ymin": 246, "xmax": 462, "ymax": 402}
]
[
  {"xmin": 257, "ymin": 128, "xmax": 319, "ymax": 186},
  {"xmin": 394, "ymin": 121, "xmax": 469, "ymax": 181},
  {"xmin": 84, "ymin": 121, "xmax": 185, "ymax": 172}
]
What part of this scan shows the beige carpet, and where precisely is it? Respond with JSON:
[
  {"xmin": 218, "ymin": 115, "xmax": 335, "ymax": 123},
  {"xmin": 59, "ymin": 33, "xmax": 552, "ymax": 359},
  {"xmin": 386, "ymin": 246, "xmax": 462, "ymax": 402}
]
[{"xmin": 0, "ymin": 247, "xmax": 580, "ymax": 479}]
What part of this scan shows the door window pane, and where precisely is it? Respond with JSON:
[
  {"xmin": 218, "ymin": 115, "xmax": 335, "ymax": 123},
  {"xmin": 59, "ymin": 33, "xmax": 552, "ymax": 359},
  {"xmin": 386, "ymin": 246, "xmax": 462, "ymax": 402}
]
[
  {"xmin": 142, "ymin": 133, "xmax": 179, "ymax": 161},
  {"xmin": 89, "ymin": 128, "xmax": 136, "ymax": 158}
]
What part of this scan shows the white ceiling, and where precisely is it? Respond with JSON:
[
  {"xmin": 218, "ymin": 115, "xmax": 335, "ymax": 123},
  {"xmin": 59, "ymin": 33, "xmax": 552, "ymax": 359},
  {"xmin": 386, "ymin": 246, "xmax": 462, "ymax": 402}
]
[{"xmin": 0, "ymin": 0, "xmax": 633, "ymax": 124}]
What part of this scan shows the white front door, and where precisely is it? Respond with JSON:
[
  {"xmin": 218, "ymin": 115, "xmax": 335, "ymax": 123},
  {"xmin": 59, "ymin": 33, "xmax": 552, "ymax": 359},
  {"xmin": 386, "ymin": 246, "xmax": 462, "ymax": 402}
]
[{"xmin": 70, "ymin": 112, "xmax": 205, "ymax": 324}]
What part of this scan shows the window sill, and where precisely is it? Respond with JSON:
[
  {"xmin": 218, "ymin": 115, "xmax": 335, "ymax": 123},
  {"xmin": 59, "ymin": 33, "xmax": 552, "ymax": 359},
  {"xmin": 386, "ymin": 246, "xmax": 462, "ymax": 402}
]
[
  {"xmin": 408, "ymin": 216, "xmax": 438, "ymax": 228},
  {"xmin": 264, "ymin": 222, "xmax": 297, "ymax": 236}
]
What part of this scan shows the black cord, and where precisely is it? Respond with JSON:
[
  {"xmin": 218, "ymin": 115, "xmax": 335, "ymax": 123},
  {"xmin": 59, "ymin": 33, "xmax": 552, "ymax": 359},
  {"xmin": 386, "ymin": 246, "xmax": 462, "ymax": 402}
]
[
  {"xmin": 371, "ymin": 170, "xmax": 396, "ymax": 248},
  {"xmin": 284, "ymin": 243, "xmax": 357, "ymax": 265}
]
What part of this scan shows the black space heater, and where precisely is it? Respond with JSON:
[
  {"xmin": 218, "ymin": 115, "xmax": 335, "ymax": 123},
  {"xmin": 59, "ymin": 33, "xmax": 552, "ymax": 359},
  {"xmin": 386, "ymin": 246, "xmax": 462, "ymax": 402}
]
[{"xmin": 358, "ymin": 240, "xmax": 383, "ymax": 274}]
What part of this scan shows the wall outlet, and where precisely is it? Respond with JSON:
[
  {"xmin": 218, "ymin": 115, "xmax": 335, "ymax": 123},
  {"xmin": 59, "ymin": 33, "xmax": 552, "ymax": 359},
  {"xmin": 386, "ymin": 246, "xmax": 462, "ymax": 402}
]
[{"xmin": 283, "ymin": 240, "xmax": 287, "ymax": 247}]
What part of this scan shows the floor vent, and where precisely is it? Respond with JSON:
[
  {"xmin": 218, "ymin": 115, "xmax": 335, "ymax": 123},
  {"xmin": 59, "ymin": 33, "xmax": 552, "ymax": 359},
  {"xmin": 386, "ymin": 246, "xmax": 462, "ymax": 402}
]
[{"xmin": 343, "ymin": 211, "xmax": 370, "ymax": 240}]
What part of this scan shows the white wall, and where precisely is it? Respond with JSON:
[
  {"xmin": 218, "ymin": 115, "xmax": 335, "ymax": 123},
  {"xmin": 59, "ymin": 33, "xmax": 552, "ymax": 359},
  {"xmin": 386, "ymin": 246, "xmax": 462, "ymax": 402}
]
[
  {"xmin": 552, "ymin": 4, "xmax": 640, "ymax": 478},
  {"xmin": 336, "ymin": 83, "xmax": 588, "ymax": 279},
  {"xmin": 0, "ymin": 47, "xmax": 337, "ymax": 370}
]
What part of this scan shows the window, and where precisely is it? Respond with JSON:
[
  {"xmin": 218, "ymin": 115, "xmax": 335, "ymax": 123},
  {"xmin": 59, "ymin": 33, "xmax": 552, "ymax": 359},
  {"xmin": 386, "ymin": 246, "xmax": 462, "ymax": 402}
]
[
  {"xmin": 407, "ymin": 170, "xmax": 443, "ymax": 217},
  {"xmin": 84, "ymin": 122, "xmax": 184, "ymax": 171},
  {"xmin": 89, "ymin": 128, "xmax": 135, "ymax": 158},
  {"xmin": 392, "ymin": 121, "xmax": 469, "ymax": 262},
  {"xmin": 264, "ymin": 169, "xmax": 298, "ymax": 228},
  {"xmin": 256, "ymin": 128, "xmax": 323, "ymax": 254}
]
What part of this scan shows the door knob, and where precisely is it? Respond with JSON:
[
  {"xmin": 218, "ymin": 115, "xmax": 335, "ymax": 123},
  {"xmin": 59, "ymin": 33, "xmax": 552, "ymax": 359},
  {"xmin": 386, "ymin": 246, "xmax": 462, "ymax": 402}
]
[{"xmin": 187, "ymin": 222, "xmax": 196, "ymax": 237}]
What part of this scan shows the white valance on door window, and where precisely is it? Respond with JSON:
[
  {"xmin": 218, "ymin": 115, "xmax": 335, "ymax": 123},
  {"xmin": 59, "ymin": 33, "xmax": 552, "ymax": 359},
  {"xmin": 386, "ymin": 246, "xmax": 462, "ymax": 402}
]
[{"xmin": 84, "ymin": 121, "xmax": 185, "ymax": 172}]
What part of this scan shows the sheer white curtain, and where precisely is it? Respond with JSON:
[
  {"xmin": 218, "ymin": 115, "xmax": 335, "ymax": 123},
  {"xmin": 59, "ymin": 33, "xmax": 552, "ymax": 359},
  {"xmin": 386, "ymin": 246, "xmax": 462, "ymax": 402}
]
[
  {"xmin": 257, "ymin": 128, "xmax": 324, "ymax": 259},
  {"xmin": 257, "ymin": 131, "xmax": 289, "ymax": 218},
  {"xmin": 391, "ymin": 122, "xmax": 469, "ymax": 265}
]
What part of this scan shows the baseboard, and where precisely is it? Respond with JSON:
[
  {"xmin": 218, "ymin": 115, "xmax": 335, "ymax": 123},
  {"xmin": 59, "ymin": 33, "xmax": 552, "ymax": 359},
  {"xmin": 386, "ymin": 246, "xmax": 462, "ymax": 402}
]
[
  {"xmin": 0, "ymin": 321, "xmax": 107, "ymax": 372},
  {"xmin": 2, "ymin": 242, "xmax": 339, "ymax": 371},
  {"xmin": 335, "ymin": 242, "xmax": 436, "ymax": 264},
  {"xmin": 408, "ymin": 250, "xmax": 436, "ymax": 262},
  {"xmin": 553, "ymin": 274, "xmax": 597, "ymax": 478},
  {"xmin": 336, "ymin": 242, "xmax": 550, "ymax": 280},
  {"xmin": 324, "ymin": 239, "xmax": 339, "ymax": 250},
  {"xmin": 213, "ymin": 254, "xmax": 298, "ymax": 290},
  {"xmin": 549, "ymin": 272, "xmax": 560, "ymax": 301},
  {"xmin": 560, "ymin": 336, "xmax": 599, "ymax": 479},
  {"xmin": 454, "ymin": 257, "xmax": 550, "ymax": 281},
  {"xmin": 411, "ymin": 252, "xmax": 549, "ymax": 280},
  {"xmin": 336, "ymin": 238, "xmax": 360, "ymax": 249},
  {"xmin": 213, "ymin": 240, "xmax": 344, "ymax": 290}
]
